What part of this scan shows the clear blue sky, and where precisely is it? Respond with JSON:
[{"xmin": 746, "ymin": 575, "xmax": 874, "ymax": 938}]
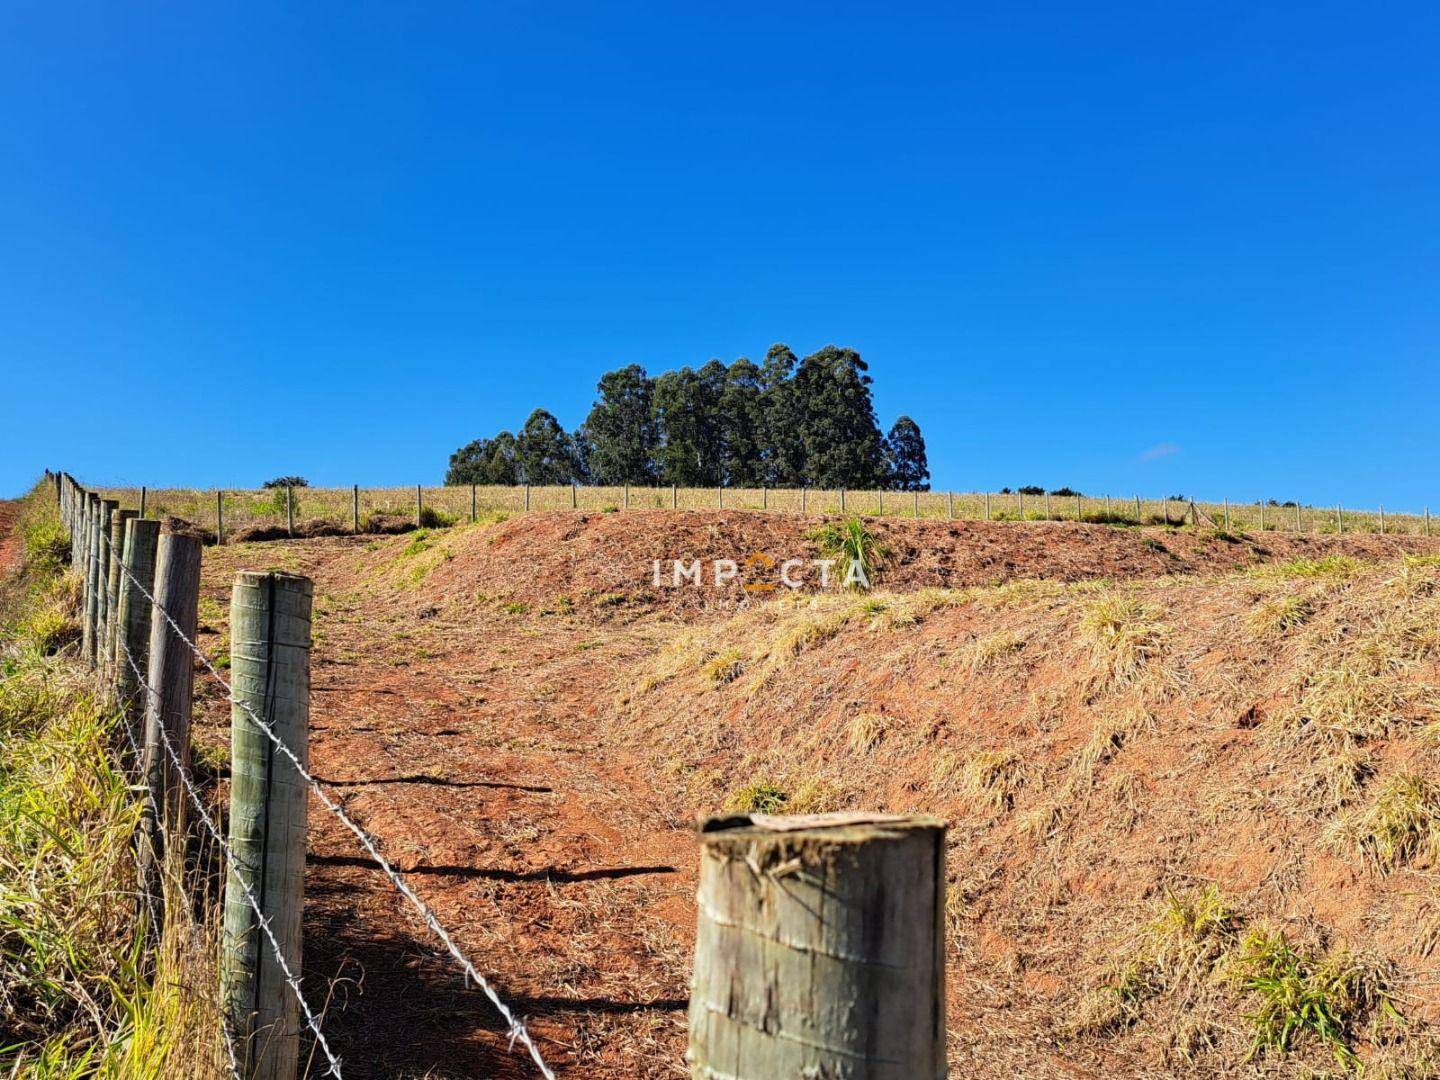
[{"xmin": 3, "ymin": 2, "xmax": 1437, "ymax": 507}]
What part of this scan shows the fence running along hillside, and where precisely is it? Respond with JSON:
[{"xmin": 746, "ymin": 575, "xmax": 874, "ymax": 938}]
[
  {"xmin": 41, "ymin": 470, "xmax": 952, "ymax": 1080},
  {"xmin": 97, "ymin": 482, "xmax": 1436, "ymax": 541}
]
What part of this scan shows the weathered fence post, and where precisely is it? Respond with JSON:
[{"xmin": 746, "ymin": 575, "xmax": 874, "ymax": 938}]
[
  {"xmin": 624, "ymin": 484, "xmax": 630, "ymax": 509},
  {"xmin": 914, "ymin": 490, "xmax": 920, "ymax": 518},
  {"xmin": 115, "ymin": 518, "xmax": 161, "ymax": 733},
  {"xmin": 1017, "ymin": 491, "xmax": 1024, "ymax": 518},
  {"xmin": 216, "ymin": 491, "xmax": 225, "ymax": 545},
  {"xmin": 1044, "ymin": 491, "xmax": 1050, "ymax": 518},
  {"xmin": 687, "ymin": 813, "xmax": 947, "ymax": 1079},
  {"xmin": 104, "ymin": 509, "xmax": 138, "ymax": 685},
  {"xmin": 1259, "ymin": 500, "xmax": 1265, "ymax": 532},
  {"xmin": 285, "ymin": 485, "xmax": 294, "ymax": 537},
  {"xmin": 86, "ymin": 500, "xmax": 118, "ymax": 668},
  {"xmin": 1295, "ymin": 502, "xmax": 1302, "ymax": 532},
  {"xmin": 1337, "ymin": 504, "xmax": 1343, "ymax": 534},
  {"xmin": 1223, "ymin": 499, "xmax": 1231, "ymax": 531},
  {"xmin": 947, "ymin": 491, "xmax": 954, "ymax": 519},
  {"xmin": 671, "ymin": 484, "xmax": 678, "ymax": 510},
  {"xmin": 222, "ymin": 571, "xmax": 312, "ymax": 1080},
  {"xmin": 524, "ymin": 483, "xmax": 531, "ymax": 512},
  {"xmin": 1076, "ymin": 493, "xmax": 1082, "ymax": 521},
  {"xmin": 1427, "ymin": 508, "xmax": 1431, "ymax": 537},
  {"xmin": 572, "ymin": 483, "xmax": 578, "ymax": 510},
  {"xmin": 137, "ymin": 531, "xmax": 202, "ymax": 906},
  {"xmin": 801, "ymin": 487, "xmax": 807, "ymax": 514},
  {"xmin": 1161, "ymin": 498, "xmax": 1169, "ymax": 526},
  {"xmin": 352, "ymin": 485, "xmax": 360, "ymax": 533},
  {"xmin": 878, "ymin": 489, "xmax": 884, "ymax": 515},
  {"xmin": 984, "ymin": 491, "xmax": 990, "ymax": 520},
  {"xmin": 1134, "ymin": 494, "xmax": 1141, "ymax": 521},
  {"xmin": 762, "ymin": 486, "xmax": 768, "ymax": 510},
  {"xmin": 140, "ymin": 486, "xmax": 147, "ymax": 519},
  {"xmin": 415, "ymin": 484, "xmax": 423, "ymax": 527},
  {"xmin": 471, "ymin": 484, "xmax": 478, "ymax": 522},
  {"xmin": 717, "ymin": 485, "xmax": 723, "ymax": 510},
  {"xmin": 1379, "ymin": 505, "xmax": 1385, "ymax": 535},
  {"xmin": 840, "ymin": 487, "xmax": 846, "ymax": 513}
]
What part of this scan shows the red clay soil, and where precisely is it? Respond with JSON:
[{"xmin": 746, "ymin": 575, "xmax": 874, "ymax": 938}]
[
  {"xmin": 0, "ymin": 501, "xmax": 21, "ymax": 578},
  {"xmin": 185, "ymin": 515, "xmax": 1440, "ymax": 1079},
  {"xmin": 417, "ymin": 509, "xmax": 1438, "ymax": 614}
]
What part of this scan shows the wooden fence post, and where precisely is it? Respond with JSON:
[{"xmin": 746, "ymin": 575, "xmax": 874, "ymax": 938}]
[
  {"xmin": 717, "ymin": 485, "xmax": 723, "ymax": 510},
  {"xmin": 1134, "ymin": 494, "xmax": 1141, "ymax": 521},
  {"xmin": 285, "ymin": 486, "xmax": 294, "ymax": 537},
  {"xmin": 352, "ymin": 486, "xmax": 360, "ymax": 533},
  {"xmin": 878, "ymin": 489, "xmax": 884, "ymax": 515},
  {"xmin": 1044, "ymin": 491, "xmax": 1051, "ymax": 518},
  {"xmin": 115, "ymin": 518, "xmax": 161, "ymax": 736},
  {"xmin": 1223, "ymin": 499, "xmax": 1231, "ymax": 531},
  {"xmin": 216, "ymin": 491, "xmax": 225, "ymax": 545},
  {"xmin": 984, "ymin": 491, "xmax": 990, "ymax": 520},
  {"xmin": 222, "ymin": 571, "xmax": 312, "ymax": 1080},
  {"xmin": 840, "ymin": 487, "xmax": 846, "ymax": 513},
  {"xmin": 1426, "ymin": 508, "xmax": 1431, "ymax": 537},
  {"xmin": 138, "ymin": 531, "xmax": 203, "ymax": 906},
  {"xmin": 471, "ymin": 484, "xmax": 478, "ymax": 522},
  {"xmin": 524, "ymin": 483, "xmax": 531, "ymax": 512},
  {"xmin": 88, "ymin": 500, "xmax": 118, "ymax": 668},
  {"xmin": 1296, "ymin": 502, "xmax": 1302, "ymax": 532},
  {"xmin": 947, "ymin": 491, "xmax": 954, "ymax": 519},
  {"xmin": 140, "ymin": 486, "xmax": 147, "ymax": 519},
  {"xmin": 572, "ymin": 483, "xmax": 578, "ymax": 510},
  {"xmin": 1259, "ymin": 500, "xmax": 1265, "ymax": 532},
  {"xmin": 415, "ymin": 484, "xmax": 423, "ymax": 528},
  {"xmin": 801, "ymin": 487, "xmax": 807, "ymax": 514},
  {"xmin": 914, "ymin": 490, "xmax": 920, "ymax": 518},
  {"xmin": 624, "ymin": 484, "xmax": 630, "ymax": 509},
  {"xmin": 1076, "ymin": 493, "xmax": 1082, "ymax": 521},
  {"xmin": 762, "ymin": 487, "xmax": 767, "ymax": 510},
  {"xmin": 671, "ymin": 484, "xmax": 677, "ymax": 510},
  {"xmin": 687, "ymin": 813, "xmax": 946, "ymax": 1079},
  {"xmin": 1337, "ymin": 504, "xmax": 1343, "ymax": 534},
  {"xmin": 1379, "ymin": 505, "xmax": 1385, "ymax": 535},
  {"xmin": 105, "ymin": 509, "xmax": 139, "ymax": 684}
]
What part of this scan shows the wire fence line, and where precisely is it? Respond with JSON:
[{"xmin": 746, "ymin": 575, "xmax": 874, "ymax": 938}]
[
  {"xmin": 77, "ymin": 484, "xmax": 556, "ymax": 1079},
  {"xmin": 103, "ymin": 527, "xmax": 340, "ymax": 1078},
  {"xmin": 95, "ymin": 482, "xmax": 1437, "ymax": 543}
]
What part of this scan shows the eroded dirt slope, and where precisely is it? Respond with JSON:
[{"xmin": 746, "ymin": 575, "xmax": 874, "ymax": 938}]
[{"xmin": 188, "ymin": 515, "xmax": 1440, "ymax": 1077}]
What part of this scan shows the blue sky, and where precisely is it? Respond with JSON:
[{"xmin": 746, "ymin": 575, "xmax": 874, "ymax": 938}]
[{"xmin": 2, "ymin": 2, "xmax": 1437, "ymax": 507}]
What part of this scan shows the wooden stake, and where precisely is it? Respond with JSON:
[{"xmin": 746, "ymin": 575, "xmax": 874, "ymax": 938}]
[
  {"xmin": 1379, "ymin": 505, "xmax": 1385, "ymax": 534},
  {"xmin": 352, "ymin": 485, "xmax": 360, "ymax": 533},
  {"xmin": 89, "ymin": 500, "xmax": 118, "ymax": 668},
  {"xmin": 914, "ymin": 490, "xmax": 920, "ymax": 518},
  {"xmin": 572, "ymin": 483, "xmax": 578, "ymax": 510},
  {"xmin": 222, "ymin": 571, "xmax": 312, "ymax": 1080},
  {"xmin": 285, "ymin": 485, "xmax": 294, "ymax": 537},
  {"xmin": 984, "ymin": 491, "xmax": 990, "ymax": 520},
  {"xmin": 82, "ymin": 495, "xmax": 101, "ymax": 666},
  {"xmin": 524, "ymin": 483, "xmax": 531, "ymax": 512},
  {"xmin": 415, "ymin": 484, "xmax": 423, "ymax": 528},
  {"xmin": 688, "ymin": 813, "xmax": 947, "ymax": 1079},
  {"xmin": 947, "ymin": 491, "xmax": 953, "ymax": 519},
  {"xmin": 840, "ymin": 487, "xmax": 846, "ymax": 512},
  {"xmin": 140, "ymin": 486, "xmax": 147, "ymax": 519},
  {"xmin": 104, "ymin": 509, "xmax": 138, "ymax": 684},
  {"xmin": 138, "ymin": 532, "xmax": 202, "ymax": 907},
  {"xmin": 114, "ymin": 518, "xmax": 161, "ymax": 735},
  {"xmin": 216, "ymin": 491, "xmax": 225, "ymax": 545}
]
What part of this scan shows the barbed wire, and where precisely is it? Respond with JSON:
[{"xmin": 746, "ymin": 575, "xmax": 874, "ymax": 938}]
[
  {"xmin": 114, "ymin": 633, "xmax": 339, "ymax": 1078},
  {"xmin": 96, "ymin": 524, "xmax": 556, "ymax": 1079}
]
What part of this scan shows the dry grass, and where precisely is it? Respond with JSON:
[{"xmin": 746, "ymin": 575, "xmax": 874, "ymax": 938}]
[
  {"xmin": 1328, "ymin": 773, "xmax": 1440, "ymax": 870},
  {"xmin": 1080, "ymin": 594, "xmax": 1166, "ymax": 685}
]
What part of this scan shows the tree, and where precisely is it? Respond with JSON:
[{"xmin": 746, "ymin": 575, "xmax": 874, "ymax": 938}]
[
  {"xmin": 446, "ymin": 433, "xmax": 521, "ymax": 484},
  {"xmin": 262, "ymin": 476, "xmax": 308, "ymax": 489},
  {"xmin": 719, "ymin": 358, "xmax": 764, "ymax": 486},
  {"xmin": 653, "ymin": 365, "xmax": 725, "ymax": 486},
  {"xmin": 583, "ymin": 364, "xmax": 658, "ymax": 484},
  {"xmin": 792, "ymin": 346, "xmax": 885, "ymax": 488},
  {"xmin": 516, "ymin": 409, "xmax": 581, "ymax": 484},
  {"xmin": 758, "ymin": 344, "xmax": 805, "ymax": 485},
  {"xmin": 883, "ymin": 416, "xmax": 930, "ymax": 491}
]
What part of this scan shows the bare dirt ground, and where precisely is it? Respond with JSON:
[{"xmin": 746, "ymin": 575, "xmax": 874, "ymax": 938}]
[{"xmin": 182, "ymin": 514, "xmax": 1440, "ymax": 1078}]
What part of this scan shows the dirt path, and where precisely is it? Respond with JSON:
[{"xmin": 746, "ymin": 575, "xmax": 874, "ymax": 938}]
[
  {"xmin": 196, "ymin": 539, "xmax": 696, "ymax": 1078},
  {"xmin": 0, "ymin": 500, "xmax": 22, "ymax": 578}
]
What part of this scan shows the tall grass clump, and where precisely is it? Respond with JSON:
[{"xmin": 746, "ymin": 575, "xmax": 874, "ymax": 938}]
[{"xmin": 810, "ymin": 517, "xmax": 889, "ymax": 590}]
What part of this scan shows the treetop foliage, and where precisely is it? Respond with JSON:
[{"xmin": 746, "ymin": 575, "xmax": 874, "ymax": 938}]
[{"xmin": 445, "ymin": 344, "xmax": 930, "ymax": 490}]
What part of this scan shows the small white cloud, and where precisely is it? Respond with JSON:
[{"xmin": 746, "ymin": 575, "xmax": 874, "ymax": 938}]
[{"xmin": 1139, "ymin": 442, "xmax": 1179, "ymax": 463}]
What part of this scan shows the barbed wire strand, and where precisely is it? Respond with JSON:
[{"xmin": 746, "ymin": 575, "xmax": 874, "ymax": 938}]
[
  {"xmin": 115, "ymin": 634, "xmax": 342, "ymax": 1078},
  {"xmin": 97, "ymin": 525, "xmax": 556, "ymax": 1079}
]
